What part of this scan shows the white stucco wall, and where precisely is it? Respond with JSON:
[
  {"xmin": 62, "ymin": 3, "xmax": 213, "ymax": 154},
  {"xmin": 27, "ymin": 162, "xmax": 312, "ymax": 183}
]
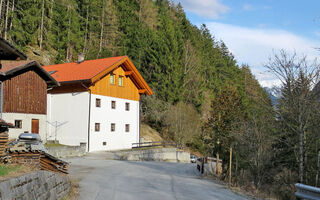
[
  {"xmin": 47, "ymin": 92, "xmax": 90, "ymax": 147},
  {"xmin": 2, "ymin": 113, "xmax": 47, "ymax": 141},
  {"xmin": 89, "ymin": 95, "xmax": 139, "ymax": 152}
]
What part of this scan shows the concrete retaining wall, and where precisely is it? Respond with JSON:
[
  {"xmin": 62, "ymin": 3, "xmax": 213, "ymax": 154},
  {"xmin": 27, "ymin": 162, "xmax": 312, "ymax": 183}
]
[
  {"xmin": 98, "ymin": 148, "xmax": 190, "ymax": 163},
  {"xmin": 46, "ymin": 143, "xmax": 86, "ymax": 158},
  {"xmin": 0, "ymin": 170, "xmax": 71, "ymax": 200}
]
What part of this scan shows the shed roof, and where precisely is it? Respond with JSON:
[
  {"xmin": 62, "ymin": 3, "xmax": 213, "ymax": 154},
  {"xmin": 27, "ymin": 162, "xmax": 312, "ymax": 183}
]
[
  {"xmin": 43, "ymin": 56, "xmax": 152, "ymax": 95},
  {"xmin": 0, "ymin": 38, "xmax": 27, "ymax": 60},
  {"xmin": 0, "ymin": 61, "xmax": 59, "ymax": 87}
]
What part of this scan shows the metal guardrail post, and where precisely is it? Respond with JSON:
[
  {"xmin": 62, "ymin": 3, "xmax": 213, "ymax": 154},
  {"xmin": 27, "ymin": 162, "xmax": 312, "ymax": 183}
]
[{"xmin": 295, "ymin": 183, "xmax": 320, "ymax": 200}]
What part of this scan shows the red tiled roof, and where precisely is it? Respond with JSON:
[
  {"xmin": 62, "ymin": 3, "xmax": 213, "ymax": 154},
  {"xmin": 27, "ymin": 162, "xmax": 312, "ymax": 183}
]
[{"xmin": 43, "ymin": 56, "xmax": 127, "ymax": 82}]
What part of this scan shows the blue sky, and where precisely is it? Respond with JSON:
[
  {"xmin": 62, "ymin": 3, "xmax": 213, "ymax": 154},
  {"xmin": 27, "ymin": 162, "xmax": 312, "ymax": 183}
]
[{"xmin": 173, "ymin": 0, "xmax": 320, "ymax": 87}]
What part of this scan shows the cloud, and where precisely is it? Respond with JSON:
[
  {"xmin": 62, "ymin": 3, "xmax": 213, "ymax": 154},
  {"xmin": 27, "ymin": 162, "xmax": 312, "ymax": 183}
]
[
  {"xmin": 173, "ymin": 0, "xmax": 229, "ymax": 19},
  {"xmin": 242, "ymin": 4, "xmax": 254, "ymax": 11},
  {"xmin": 206, "ymin": 22, "xmax": 320, "ymax": 87}
]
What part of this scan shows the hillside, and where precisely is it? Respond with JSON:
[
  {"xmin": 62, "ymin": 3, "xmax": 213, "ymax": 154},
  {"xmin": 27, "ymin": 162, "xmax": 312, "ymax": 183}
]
[
  {"xmin": 140, "ymin": 123, "xmax": 163, "ymax": 142},
  {"xmin": 0, "ymin": 1, "xmax": 281, "ymax": 197},
  {"xmin": 0, "ymin": 0, "xmax": 272, "ymax": 167}
]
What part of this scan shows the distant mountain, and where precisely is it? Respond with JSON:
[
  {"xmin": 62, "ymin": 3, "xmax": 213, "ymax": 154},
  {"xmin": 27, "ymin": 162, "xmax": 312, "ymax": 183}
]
[{"xmin": 264, "ymin": 87, "xmax": 281, "ymax": 105}]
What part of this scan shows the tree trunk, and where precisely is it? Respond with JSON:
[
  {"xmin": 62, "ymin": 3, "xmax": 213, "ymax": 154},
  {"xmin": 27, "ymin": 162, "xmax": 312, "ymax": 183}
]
[
  {"xmin": 0, "ymin": 0, "xmax": 4, "ymax": 32},
  {"xmin": 4, "ymin": 0, "xmax": 10, "ymax": 40},
  {"xmin": 299, "ymin": 130, "xmax": 304, "ymax": 183},
  {"xmin": 83, "ymin": 5, "xmax": 89, "ymax": 53},
  {"xmin": 98, "ymin": 1, "xmax": 105, "ymax": 58},
  {"xmin": 66, "ymin": 5, "xmax": 71, "ymax": 62},
  {"xmin": 39, "ymin": 0, "xmax": 45, "ymax": 50},
  {"xmin": 9, "ymin": 0, "xmax": 14, "ymax": 30}
]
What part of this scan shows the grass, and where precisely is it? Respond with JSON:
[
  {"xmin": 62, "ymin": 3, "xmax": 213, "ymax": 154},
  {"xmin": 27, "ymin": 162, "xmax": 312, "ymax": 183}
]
[
  {"xmin": 0, "ymin": 164, "xmax": 20, "ymax": 176},
  {"xmin": 44, "ymin": 143, "xmax": 65, "ymax": 147}
]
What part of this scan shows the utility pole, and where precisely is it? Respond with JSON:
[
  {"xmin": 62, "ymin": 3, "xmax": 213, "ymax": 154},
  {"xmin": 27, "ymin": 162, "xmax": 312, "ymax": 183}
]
[
  {"xmin": 316, "ymin": 150, "xmax": 320, "ymax": 186},
  {"xmin": 229, "ymin": 146, "xmax": 232, "ymax": 186}
]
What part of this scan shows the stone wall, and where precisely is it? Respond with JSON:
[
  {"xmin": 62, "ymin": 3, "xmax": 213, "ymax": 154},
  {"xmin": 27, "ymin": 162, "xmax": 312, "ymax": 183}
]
[
  {"xmin": 0, "ymin": 170, "xmax": 71, "ymax": 200},
  {"xmin": 90, "ymin": 148, "xmax": 190, "ymax": 163},
  {"xmin": 46, "ymin": 143, "xmax": 86, "ymax": 158}
]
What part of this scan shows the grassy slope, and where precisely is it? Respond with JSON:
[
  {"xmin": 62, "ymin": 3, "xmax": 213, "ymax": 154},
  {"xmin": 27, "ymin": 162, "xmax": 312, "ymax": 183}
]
[{"xmin": 140, "ymin": 123, "xmax": 163, "ymax": 142}]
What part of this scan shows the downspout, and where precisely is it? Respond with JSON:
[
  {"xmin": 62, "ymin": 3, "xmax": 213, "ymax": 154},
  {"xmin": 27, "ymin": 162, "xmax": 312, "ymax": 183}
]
[
  {"xmin": 0, "ymin": 61, "xmax": 3, "ymax": 119},
  {"xmin": 0, "ymin": 81, "xmax": 3, "ymax": 119},
  {"xmin": 87, "ymin": 90, "xmax": 91, "ymax": 152},
  {"xmin": 81, "ymin": 82, "xmax": 91, "ymax": 152}
]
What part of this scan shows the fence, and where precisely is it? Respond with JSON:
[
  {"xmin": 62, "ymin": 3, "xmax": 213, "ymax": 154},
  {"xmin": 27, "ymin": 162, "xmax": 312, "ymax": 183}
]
[
  {"xmin": 132, "ymin": 141, "xmax": 178, "ymax": 149},
  {"xmin": 295, "ymin": 183, "xmax": 320, "ymax": 199}
]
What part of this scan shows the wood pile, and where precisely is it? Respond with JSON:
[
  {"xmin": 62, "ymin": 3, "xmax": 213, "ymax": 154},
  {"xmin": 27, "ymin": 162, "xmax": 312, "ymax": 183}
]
[
  {"xmin": 0, "ymin": 132, "xmax": 8, "ymax": 157},
  {"xmin": 9, "ymin": 146, "xmax": 69, "ymax": 174},
  {"xmin": 40, "ymin": 153, "xmax": 68, "ymax": 174},
  {"xmin": 11, "ymin": 151, "xmax": 41, "ymax": 168},
  {"xmin": 0, "ymin": 128, "xmax": 69, "ymax": 174}
]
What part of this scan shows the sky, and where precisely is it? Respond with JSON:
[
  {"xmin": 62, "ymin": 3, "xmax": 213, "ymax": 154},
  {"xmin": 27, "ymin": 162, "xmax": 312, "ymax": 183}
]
[{"xmin": 172, "ymin": 0, "xmax": 320, "ymax": 87}]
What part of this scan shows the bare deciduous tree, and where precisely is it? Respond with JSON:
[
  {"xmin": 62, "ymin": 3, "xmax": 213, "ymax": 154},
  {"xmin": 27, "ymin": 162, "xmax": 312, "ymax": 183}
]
[{"xmin": 265, "ymin": 50, "xmax": 320, "ymax": 183}]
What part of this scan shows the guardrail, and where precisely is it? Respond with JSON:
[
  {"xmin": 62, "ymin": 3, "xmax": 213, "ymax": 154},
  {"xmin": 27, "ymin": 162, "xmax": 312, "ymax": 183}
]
[
  {"xmin": 132, "ymin": 141, "xmax": 178, "ymax": 149},
  {"xmin": 295, "ymin": 183, "xmax": 320, "ymax": 199}
]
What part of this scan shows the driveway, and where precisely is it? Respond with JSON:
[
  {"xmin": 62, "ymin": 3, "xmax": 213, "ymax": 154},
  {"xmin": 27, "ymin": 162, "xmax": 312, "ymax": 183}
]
[{"xmin": 67, "ymin": 155, "xmax": 248, "ymax": 200}]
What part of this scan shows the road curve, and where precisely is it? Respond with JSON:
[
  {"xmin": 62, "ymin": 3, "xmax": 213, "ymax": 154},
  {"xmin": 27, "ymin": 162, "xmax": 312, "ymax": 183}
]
[{"xmin": 67, "ymin": 157, "xmax": 248, "ymax": 200}]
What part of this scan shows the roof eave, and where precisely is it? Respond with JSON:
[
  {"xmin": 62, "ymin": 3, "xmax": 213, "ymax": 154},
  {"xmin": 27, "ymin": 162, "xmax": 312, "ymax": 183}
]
[
  {"xmin": 58, "ymin": 79, "xmax": 92, "ymax": 85},
  {"xmin": 0, "ymin": 38, "xmax": 27, "ymax": 60}
]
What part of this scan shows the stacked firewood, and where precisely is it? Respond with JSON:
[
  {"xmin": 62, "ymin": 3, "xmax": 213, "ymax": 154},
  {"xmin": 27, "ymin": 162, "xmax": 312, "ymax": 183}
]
[
  {"xmin": 0, "ymin": 132, "xmax": 8, "ymax": 157},
  {"xmin": 8, "ymin": 144, "xmax": 69, "ymax": 174},
  {"xmin": 40, "ymin": 153, "xmax": 68, "ymax": 174},
  {"xmin": 10, "ymin": 151, "xmax": 41, "ymax": 168}
]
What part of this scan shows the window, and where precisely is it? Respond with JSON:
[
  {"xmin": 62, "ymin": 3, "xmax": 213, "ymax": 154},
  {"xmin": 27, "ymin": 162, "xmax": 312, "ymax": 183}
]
[
  {"xmin": 111, "ymin": 123, "xmax": 115, "ymax": 132},
  {"xmin": 125, "ymin": 103, "xmax": 130, "ymax": 111},
  {"xmin": 103, "ymin": 142, "xmax": 107, "ymax": 146},
  {"xmin": 125, "ymin": 124, "xmax": 130, "ymax": 132},
  {"xmin": 111, "ymin": 101, "xmax": 116, "ymax": 109},
  {"xmin": 95, "ymin": 123, "xmax": 100, "ymax": 132},
  {"xmin": 110, "ymin": 74, "xmax": 115, "ymax": 84},
  {"xmin": 14, "ymin": 120, "xmax": 22, "ymax": 128},
  {"xmin": 119, "ymin": 76, "xmax": 123, "ymax": 86},
  {"xmin": 96, "ymin": 98, "xmax": 101, "ymax": 107}
]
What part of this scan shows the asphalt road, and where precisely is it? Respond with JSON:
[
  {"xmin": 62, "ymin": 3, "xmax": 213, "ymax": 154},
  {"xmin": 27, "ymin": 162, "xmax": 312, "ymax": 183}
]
[{"xmin": 67, "ymin": 156, "xmax": 248, "ymax": 200}]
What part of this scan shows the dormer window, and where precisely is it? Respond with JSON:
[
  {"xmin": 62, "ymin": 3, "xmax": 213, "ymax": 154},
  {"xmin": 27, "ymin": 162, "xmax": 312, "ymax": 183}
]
[
  {"xmin": 119, "ymin": 76, "xmax": 123, "ymax": 86},
  {"xmin": 110, "ymin": 74, "xmax": 115, "ymax": 84}
]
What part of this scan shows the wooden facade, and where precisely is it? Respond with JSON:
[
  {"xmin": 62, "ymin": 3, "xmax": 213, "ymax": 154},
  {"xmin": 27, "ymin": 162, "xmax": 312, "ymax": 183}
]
[
  {"xmin": 90, "ymin": 66, "xmax": 140, "ymax": 101},
  {"xmin": 49, "ymin": 66, "xmax": 141, "ymax": 101},
  {"xmin": 2, "ymin": 70, "xmax": 47, "ymax": 114}
]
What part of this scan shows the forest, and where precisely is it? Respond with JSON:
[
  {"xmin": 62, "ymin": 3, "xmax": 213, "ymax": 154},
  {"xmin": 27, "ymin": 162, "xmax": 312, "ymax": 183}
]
[{"xmin": 1, "ymin": 0, "xmax": 320, "ymax": 199}]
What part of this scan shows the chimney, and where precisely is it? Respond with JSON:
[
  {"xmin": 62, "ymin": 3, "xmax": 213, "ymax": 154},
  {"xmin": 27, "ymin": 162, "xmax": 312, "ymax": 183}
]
[{"xmin": 77, "ymin": 53, "xmax": 85, "ymax": 64}]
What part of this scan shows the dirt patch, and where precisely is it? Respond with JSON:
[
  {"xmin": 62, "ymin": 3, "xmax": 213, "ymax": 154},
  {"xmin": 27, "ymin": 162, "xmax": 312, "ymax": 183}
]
[
  {"xmin": 140, "ymin": 123, "xmax": 163, "ymax": 142},
  {"xmin": 62, "ymin": 180, "xmax": 80, "ymax": 200}
]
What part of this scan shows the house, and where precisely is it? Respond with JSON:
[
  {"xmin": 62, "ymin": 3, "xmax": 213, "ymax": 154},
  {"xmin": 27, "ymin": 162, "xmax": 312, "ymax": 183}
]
[
  {"xmin": 43, "ymin": 56, "xmax": 152, "ymax": 152},
  {"xmin": 0, "ymin": 61, "xmax": 59, "ymax": 140},
  {"xmin": 0, "ymin": 38, "xmax": 59, "ymax": 140}
]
